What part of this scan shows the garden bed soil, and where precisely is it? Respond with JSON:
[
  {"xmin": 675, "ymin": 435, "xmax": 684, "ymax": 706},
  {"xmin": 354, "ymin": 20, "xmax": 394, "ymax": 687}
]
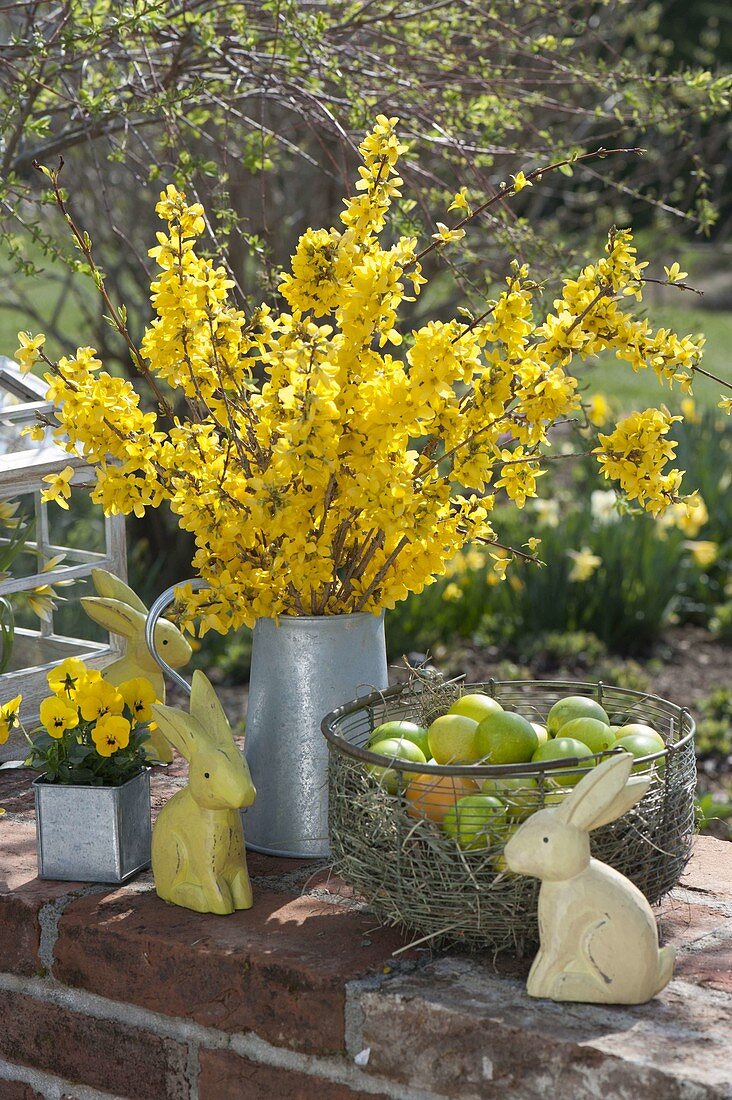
[{"xmin": 434, "ymin": 626, "xmax": 730, "ymax": 713}]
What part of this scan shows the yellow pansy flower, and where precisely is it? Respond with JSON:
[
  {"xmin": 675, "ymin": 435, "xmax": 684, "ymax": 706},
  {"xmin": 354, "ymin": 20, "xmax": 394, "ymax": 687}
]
[
  {"xmin": 78, "ymin": 679, "xmax": 124, "ymax": 722},
  {"xmin": 39, "ymin": 696, "xmax": 79, "ymax": 739},
  {"xmin": 0, "ymin": 695, "xmax": 22, "ymax": 745},
  {"xmin": 92, "ymin": 715, "xmax": 131, "ymax": 757},
  {"xmin": 118, "ymin": 677, "xmax": 158, "ymax": 724},
  {"xmin": 47, "ymin": 658, "xmax": 88, "ymax": 699}
]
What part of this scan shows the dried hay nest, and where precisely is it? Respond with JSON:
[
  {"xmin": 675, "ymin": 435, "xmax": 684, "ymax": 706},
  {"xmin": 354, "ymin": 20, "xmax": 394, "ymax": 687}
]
[{"xmin": 322, "ymin": 676, "xmax": 696, "ymax": 954}]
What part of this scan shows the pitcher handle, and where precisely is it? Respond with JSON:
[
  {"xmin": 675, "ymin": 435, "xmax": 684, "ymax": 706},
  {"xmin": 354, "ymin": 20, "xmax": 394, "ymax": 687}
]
[{"xmin": 145, "ymin": 577, "xmax": 208, "ymax": 698}]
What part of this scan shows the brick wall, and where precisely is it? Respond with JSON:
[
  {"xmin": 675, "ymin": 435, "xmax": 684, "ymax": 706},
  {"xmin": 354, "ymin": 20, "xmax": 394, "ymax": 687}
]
[{"xmin": 1, "ymin": 766, "xmax": 731, "ymax": 1099}]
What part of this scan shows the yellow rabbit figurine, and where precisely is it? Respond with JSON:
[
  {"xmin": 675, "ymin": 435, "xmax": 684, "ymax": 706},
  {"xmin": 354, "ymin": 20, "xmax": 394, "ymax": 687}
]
[
  {"xmin": 81, "ymin": 568, "xmax": 192, "ymax": 763},
  {"xmin": 504, "ymin": 753, "xmax": 675, "ymax": 1005},
  {"xmin": 150, "ymin": 670, "xmax": 256, "ymax": 914}
]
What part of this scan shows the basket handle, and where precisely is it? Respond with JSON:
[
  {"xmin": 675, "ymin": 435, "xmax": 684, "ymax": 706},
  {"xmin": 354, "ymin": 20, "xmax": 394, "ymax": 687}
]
[{"xmin": 144, "ymin": 577, "xmax": 208, "ymax": 698}]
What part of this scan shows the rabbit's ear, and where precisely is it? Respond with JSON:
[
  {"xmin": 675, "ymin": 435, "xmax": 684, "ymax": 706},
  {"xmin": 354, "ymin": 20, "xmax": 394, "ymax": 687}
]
[
  {"xmin": 189, "ymin": 670, "xmax": 232, "ymax": 747},
  {"xmin": 150, "ymin": 702, "xmax": 202, "ymax": 762},
  {"xmin": 557, "ymin": 754, "xmax": 650, "ymax": 832},
  {"xmin": 91, "ymin": 569, "xmax": 148, "ymax": 614},
  {"xmin": 81, "ymin": 597, "xmax": 145, "ymax": 639}
]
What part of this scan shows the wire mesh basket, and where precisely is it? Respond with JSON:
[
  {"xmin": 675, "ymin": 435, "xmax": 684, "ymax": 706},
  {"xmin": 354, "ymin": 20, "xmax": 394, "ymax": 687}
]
[{"xmin": 322, "ymin": 677, "xmax": 696, "ymax": 954}]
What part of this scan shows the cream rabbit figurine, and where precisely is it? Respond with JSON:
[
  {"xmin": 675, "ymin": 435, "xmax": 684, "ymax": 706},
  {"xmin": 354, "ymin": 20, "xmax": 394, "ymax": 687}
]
[
  {"xmin": 81, "ymin": 568, "xmax": 192, "ymax": 763},
  {"xmin": 504, "ymin": 753, "xmax": 675, "ymax": 1004},
  {"xmin": 150, "ymin": 670, "xmax": 256, "ymax": 914}
]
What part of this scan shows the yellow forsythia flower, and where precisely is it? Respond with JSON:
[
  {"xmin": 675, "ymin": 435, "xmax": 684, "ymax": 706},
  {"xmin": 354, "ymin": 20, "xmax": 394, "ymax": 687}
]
[
  {"xmin": 15, "ymin": 332, "xmax": 45, "ymax": 373},
  {"xmin": 28, "ymin": 119, "xmax": 707, "ymax": 631},
  {"xmin": 40, "ymin": 466, "xmax": 75, "ymax": 510}
]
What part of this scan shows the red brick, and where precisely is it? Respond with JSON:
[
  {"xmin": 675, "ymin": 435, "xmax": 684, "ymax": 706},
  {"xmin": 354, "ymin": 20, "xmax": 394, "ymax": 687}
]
[
  {"xmin": 0, "ymin": 989, "xmax": 189, "ymax": 1099},
  {"xmin": 0, "ymin": 1081, "xmax": 44, "ymax": 1100},
  {"xmin": 54, "ymin": 884, "xmax": 406, "ymax": 1054},
  {"xmin": 679, "ymin": 837, "xmax": 732, "ymax": 901},
  {"xmin": 0, "ymin": 770, "xmax": 36, "ymax": 820},
  {"xmin": 0, "ymin": 822, "xmax": 90, "ymax": 975},
  {"xmin": 198, "ymin": 1049, "xmax": 389, "ymax": 1100}
]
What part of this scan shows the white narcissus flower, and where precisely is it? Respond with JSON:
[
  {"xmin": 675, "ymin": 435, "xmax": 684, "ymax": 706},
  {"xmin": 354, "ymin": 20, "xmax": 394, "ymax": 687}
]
[{"xmin": 590, "ymin": 490, "xmax": 618, "ymax": 525}]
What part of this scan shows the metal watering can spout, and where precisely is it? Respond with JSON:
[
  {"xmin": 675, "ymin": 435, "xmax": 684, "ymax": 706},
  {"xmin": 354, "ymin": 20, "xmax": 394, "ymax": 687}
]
[{"xmin": 144, "ymin": 578, "xmax": 209, "ymax": 697}]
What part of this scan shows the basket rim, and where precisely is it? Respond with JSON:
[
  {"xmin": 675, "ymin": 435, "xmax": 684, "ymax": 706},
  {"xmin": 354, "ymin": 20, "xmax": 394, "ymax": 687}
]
[{"xmin": 321, "ymin": 678, "xmax": 695, "ymax": 778}]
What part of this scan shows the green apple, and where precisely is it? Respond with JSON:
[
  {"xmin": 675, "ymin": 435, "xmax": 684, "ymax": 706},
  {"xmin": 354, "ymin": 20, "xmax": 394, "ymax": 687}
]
[
  {"xmin": 481, "ymin": 775, "xmax": 539, "ymax": 821},
  {"xmin": 613, "ymin": 723, "xmax": 665, "ymax": 750},
  {"xmin": 474, "ymin": 711, "xmax": 538, "ymax": 764},
  {"xmin": 559, "ymin": 717, "xmax": 615, "ymax": 754},
  {"xmin": 368, "ymin": 719, "xmax": 430, "ymax": 759},
  {"xmin": 531, "ymin": 736, "xmax": 594, "ymax": 785},
  {"xmin": 532, "ymin": 722, "xmax": 548, "ymax": 745},
  {"xmin": 546, "ymin": 695, "xmax": 609, "ymax": 737},
  {"xmin": 448, "ymin": 693, "xmax": 503, "ymax": 724},
  {"xmin": 442, "ymin": 794, "xmax": 504, "ymax": 850},
  {"xmin": 366, "ymin": 737, "xmax": 427, "ymax": 793},
  {"xmin": 427, "ymin": 714, "xmax": 480, "ymax": 764},
  {"xmin": 614, "ymin": 734, "xmax": 665, "ymax": 773}
]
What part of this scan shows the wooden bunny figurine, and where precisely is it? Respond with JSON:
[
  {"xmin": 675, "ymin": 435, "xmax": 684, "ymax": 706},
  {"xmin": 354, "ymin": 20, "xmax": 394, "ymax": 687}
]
[
  {"xmin": 81, "ymin": 568, "xmax": 192, "ymax": 763},
  {"xmin": 504, "ymin": 753, "xmax": 675, "ymax": 1004},
  {"xmin": 150, "ymin": 670, "xmax": 256, "ymax": 914}
]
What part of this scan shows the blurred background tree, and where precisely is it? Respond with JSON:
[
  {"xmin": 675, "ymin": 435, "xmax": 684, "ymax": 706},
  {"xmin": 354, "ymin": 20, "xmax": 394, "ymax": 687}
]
[{"xmin": 1, "ymin": 0, "xmax": 730, "ymax": 599}]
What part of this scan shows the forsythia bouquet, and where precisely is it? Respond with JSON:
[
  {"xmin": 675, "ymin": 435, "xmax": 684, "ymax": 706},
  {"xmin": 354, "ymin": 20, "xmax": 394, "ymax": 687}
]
[{"xmin": 18, "ymin": 117, "xmax": 725, "ymax": 634}]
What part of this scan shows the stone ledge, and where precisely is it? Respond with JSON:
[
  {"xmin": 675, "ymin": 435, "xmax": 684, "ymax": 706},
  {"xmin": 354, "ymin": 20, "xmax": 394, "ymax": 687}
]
[{"xmin": 356, "ymin": 962, "xmax": 732, "ymax": 1100}]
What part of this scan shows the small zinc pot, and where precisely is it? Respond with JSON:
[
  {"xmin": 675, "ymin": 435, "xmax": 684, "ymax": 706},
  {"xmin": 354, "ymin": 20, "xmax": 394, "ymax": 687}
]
[
  {"xmin": 242, "ymin": 612, "xmax": 389, "ymax": 858},
  {"xmin": 33, "ymin": 770, "xmax": 151, "ymax": 883}
]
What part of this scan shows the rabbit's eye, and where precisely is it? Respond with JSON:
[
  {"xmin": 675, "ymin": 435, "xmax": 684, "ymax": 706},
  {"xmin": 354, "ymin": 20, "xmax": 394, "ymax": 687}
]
[
  {"xmin": 543, "ymin": 837, "xmax": 549, "ymax": 843},
  {"xmin": 204, "ymin": 772, "xmax": 210, "ymax": 779}
]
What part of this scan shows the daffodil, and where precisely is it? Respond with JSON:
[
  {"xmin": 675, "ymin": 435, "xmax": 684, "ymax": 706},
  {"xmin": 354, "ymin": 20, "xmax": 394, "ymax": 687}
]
[
  {"xmin": 39, "ymin": 696, "xmax": 79, "ymax": 739},
  {"xmin": 587, "ymin": 393, "xmax": 611, "ymax": 427},
  {"xmin": 92, "ymin": 715, "xmax": 131, "ymax": 756},
  {"xmin": 567, "ymin": 547, "xmax": 602, "ymax": 582},
  {"xmin": 684, "ymin": 540, "xmax": 718, "ymax": 569}
]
